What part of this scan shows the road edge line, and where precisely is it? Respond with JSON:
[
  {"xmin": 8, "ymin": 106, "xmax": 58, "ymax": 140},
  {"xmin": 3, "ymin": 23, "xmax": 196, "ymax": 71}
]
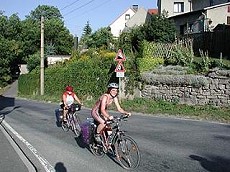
[{"xmin": 0, "ymin": 122, "xmax": 36, "ymax": 172}]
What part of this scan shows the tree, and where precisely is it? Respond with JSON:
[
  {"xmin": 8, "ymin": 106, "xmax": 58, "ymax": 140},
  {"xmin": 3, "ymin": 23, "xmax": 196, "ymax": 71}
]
[
  {"xmin": 0, "ymin": 5, "xmax": 74, "ymax": 86},
  {"xmin": 88, "ymin": 27, "xmax": 114, "ymax": 49},
  {"xmin": 80, "ymin": 21, "xmax": 93, "ymax": 49},
  {"xmin": 26, "ymin": 5, "xmax": 62, "ymax": 21},
  {"xmin": 45, "ymin": 18, "xmax": 73, "ymax": 54},
  {"xmin": 82, "ymin": 21, "xmax": 92, "ymax": 36},
  {"xmin": 0, "ymin": 14, "xmax": 24, "ymax": 86},
  {"xmin": 26, "ymin": 52, "xmax": 40, "ymax": 72},
  {"xmin": 25, "ymin": 5, "xmax": 73, "ymax": 55},
  {"xmin": 142, "ymin": 14, "xmax": 176, "ymax": 43},
  {"xmin": 20, "ymin": 18, "xmax": 40, "ymax": 60},
  {"xmin": 118, "ymin": 14, "xmax": 176, "ymax": 54}
]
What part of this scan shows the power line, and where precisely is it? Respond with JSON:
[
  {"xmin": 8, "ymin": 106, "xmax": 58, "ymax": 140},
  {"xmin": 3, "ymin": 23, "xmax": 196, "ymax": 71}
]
[
  {"xmin": 64, "ymin": 0, "xmax": 112, "ymax": 21},
  {"xmin": 63, "ymin": 0, "xmax": 96, "ymax": 16},
  {"xmin": 60, "ymin": 0, "xmax": 81, "ymax": 11},
  {"xmin": 78, "ymin": 0, "xmax": 112, "ymax": 17}
]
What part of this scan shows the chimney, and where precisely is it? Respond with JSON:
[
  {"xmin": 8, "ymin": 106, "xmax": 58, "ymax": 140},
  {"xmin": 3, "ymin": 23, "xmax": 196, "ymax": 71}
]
[{"xmin": 132, "ymin": 5, "xmax": 138, "ymax": 12}]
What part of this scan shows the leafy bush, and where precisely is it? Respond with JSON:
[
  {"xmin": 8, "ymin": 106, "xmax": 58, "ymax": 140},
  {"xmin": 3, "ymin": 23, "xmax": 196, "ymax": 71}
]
[
  {"xmin": 18, "ymin": 72, "xmax": 40, "ymax": 95},
  {"xmin": 137, "ymin": 57, "xmax": 164, "ymax": 73},
  {"xmin": 26, "ymin": 53, "xmax": 41, "ymax": 72},
  {"xmin": 18, "ymin": 49, "xmax": 116, "ymax": 101},
  {"xmin": 141, "ymin": 40, "xmax": 157, "ymax": 58}
]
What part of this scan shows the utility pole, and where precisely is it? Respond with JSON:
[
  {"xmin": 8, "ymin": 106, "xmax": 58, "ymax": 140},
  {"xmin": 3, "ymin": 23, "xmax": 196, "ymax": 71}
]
[
  {"xmin": 40, "ymin": 16, "xmax": 44, "ymax": 95},
  {"xmin": 74, "ymin": 36, "xmax": 78, "ymax": 51}
]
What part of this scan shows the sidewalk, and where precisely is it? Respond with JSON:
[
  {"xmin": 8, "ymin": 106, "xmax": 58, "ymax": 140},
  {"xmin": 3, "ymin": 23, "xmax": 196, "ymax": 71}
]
[
  {"xmin": 0, "ymin": 122, "xmax": 32, "ymax": 172},
  {"xmin": 0, "ymin": 80, "xmax": 36, "ymax": 172}
]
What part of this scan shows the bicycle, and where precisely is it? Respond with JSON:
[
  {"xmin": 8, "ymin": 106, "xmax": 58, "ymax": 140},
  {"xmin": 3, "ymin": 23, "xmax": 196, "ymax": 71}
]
[
  {"xmin": 86, "ymin": 114, "xmax": 140, "ymax": 170},
  {"xmin": 0, "ymin": 114, "xmax": 5, "ymax": 124},
  {"xmin": 61, "ymin": 104, "xmax": 81, "ymax": 137}
]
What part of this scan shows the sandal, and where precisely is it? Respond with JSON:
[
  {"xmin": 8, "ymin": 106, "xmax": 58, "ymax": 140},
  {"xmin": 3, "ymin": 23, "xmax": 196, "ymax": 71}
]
[
  {"xmin": 63, "ymin": 118, "xmax": 67, "ymax": 122},
  {"xmin": 94, "ymin": 134, "xmax": 102, "ymax": 143}
]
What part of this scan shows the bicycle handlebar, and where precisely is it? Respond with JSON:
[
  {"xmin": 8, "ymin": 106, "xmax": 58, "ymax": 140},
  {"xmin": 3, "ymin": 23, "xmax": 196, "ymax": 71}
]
[{"xmin": 105, "ymin": 114, "xmax": 129, "ymax": 125}]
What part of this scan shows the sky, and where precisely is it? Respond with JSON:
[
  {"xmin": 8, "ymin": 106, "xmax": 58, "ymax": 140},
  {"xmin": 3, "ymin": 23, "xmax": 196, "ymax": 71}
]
[{"xmin": 1, "ymin": 0, "xmax": 157, "ymax": 37}]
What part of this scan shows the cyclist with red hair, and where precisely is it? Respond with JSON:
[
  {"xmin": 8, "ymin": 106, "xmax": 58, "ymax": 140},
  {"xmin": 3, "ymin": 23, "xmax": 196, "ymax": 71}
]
[{"xmin": 61, "ymin": 85, "xmax": 83, "ymax": 122}]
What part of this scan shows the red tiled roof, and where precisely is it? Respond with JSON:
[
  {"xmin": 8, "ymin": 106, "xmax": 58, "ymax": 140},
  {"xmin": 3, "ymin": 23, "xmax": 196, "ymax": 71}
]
[{"xmin": 148, "ymin": 9, "xmax": 158, "ymax": 15}]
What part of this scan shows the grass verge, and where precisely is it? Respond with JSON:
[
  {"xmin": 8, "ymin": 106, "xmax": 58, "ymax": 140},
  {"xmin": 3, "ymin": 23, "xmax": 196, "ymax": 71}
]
[{"xmin": 17, "ymin": 94, "xmax": 230, "ymax": 124}]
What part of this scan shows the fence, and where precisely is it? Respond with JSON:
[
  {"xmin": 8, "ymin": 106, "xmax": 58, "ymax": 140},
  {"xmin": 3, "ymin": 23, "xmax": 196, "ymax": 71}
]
[{"xmin": 188, "ymin": 30, "xmax": 230, "ymax": 59}]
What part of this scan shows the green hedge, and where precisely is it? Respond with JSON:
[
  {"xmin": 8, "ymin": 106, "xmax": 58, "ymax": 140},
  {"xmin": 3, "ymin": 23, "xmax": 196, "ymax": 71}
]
[
  {"xmin": 18, "ymin": 52, "xmax": 116, "ymax": 101},
  {"xmin": 18, "ymin": 72, "xmax": 40, "ymax": 95}
]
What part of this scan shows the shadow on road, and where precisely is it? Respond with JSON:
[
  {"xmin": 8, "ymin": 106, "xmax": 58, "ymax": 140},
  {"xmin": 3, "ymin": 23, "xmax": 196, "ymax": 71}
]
[
  {"xmin": 54, "ymin": 162, "xmax": 67, "ymax": 172},
  {"xmin": 54, "ymin": 109, "xmax": 62, "ymax": 127},
  {"xmin": 0, "ymin": 95, "xmax": 21, "ymax": 123},
  {"xmin": 74, "ymin": 135, "xmax": 88, "ymax": 149},
  {"xmin": 0, "ymin": 95, "xmax": 21, "ymax": 114},
  {"xmin": 0, "ymin": 95, "xmax": 15, "ymax": 111},
  {"xmin": 189, "ymin": 154, "xmax": 230, "ymax": 172}
]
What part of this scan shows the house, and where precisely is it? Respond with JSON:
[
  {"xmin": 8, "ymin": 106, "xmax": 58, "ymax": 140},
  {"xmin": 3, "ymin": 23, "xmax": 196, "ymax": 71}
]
[
  {"xmin": 157, "ymin": 0, "xmax": 230, "ymax": 34},
  {"xmin": 47, "ymin": 55, "xmax": 71, "ymax": 65},
  {"xmin": 109, "ymin": 5, "xmax": 157, "ymax": 37},
  {"xmin": 148, "ymin": 9, "xmax": 158, "ymax": 15}
]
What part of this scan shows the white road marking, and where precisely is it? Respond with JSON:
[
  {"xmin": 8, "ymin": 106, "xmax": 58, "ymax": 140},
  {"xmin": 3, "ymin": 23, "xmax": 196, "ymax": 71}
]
[{"xmin": 3, "ymin": 120, "xmax": 55, "ymax": 172}]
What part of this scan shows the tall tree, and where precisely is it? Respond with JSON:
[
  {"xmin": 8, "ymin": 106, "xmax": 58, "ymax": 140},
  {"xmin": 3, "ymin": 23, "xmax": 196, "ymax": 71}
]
[
  {"xmin": 118, "ymin": 14, "xmax": 176, "ymax": 53},
  {"xmin": 82, "ymin": 21, "xmax": 92, "ymax": 36},
  {"xmin": 88, "ymin": 27, "xmax": 114, "ymax": 49},
  {"xmin": 0, "ymin": 14, "xmax": 24, "ymax": 85},
  {"xmin": 26, "ymin": 5, "xmax": 62, "ymax": 21},
  {"xmin": 80, "ymin": 21, "xmax": 93, "ymax": 49},
  {"xmin": 142, "ymin": 14, "xmax": 176, "ymax": 43},
  {"xmin": 24, "ymin": 5, "xmax": 73, "ymax": 55}
]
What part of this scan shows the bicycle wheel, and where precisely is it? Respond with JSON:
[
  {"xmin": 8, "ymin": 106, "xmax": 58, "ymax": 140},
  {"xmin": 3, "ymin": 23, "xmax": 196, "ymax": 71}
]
[
  {"xmin": 115, "ymin": 135, "xmax": 140, "ymax": 170},
  {"xmin": 72, "ymin": 113, "xmax": 81, "ymax": 137},
  {"xmin": 61, "ymin": 121, "xmax": 69, "ymax": 132},
  {"xmin": 89, "ymin": 142, "xmax": 105, "ymax": 158},
  {"xmin": 0, "ymin": 114, "xmax": 5, "ymax": 124}
]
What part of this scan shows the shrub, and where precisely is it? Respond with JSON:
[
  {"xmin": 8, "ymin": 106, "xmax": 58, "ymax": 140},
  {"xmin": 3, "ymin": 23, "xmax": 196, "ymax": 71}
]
[
  {"xmin": 18, "ymin": 49, "xmax": 115, "ymax": 101},
  {"xmin": 137, "ymin": 57, "xmax": 164, "ymax": 73}
]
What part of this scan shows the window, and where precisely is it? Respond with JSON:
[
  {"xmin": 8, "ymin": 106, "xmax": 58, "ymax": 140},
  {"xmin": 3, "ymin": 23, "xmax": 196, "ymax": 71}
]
[
  {"xmin": 180, "ymin": 25, "xmax": 184, "ymax": 35},
  {"xmin": 125, "ymin": 14, "xmax": 130, "ymax": 20},
  {"xmin": 210, "ymin": 0, "xmax": 214, "ymax": 6},
  {"xmin": 174, "ymin": 2, "xmax": 184, "ymax": 13},
  {"xmin": 227, "ymin": 16, "xmax": 230, "ymax": 25}
]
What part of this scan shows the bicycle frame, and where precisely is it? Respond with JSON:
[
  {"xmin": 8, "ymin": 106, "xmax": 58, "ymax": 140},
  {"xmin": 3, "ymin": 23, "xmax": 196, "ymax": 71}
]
[
  {"xmin": 91, "ymin": 116, "xmax": 127, "ymax": 154},
  {"xmin": 61, "ymin": 105, "xmax": 81, "ymax": 136},
  {"xmin": 104, "ymin": 122, "xmax": 122, "ymax": 147},
  {"xmin": 66, "ymin": 111, "xmax": 75, "ymax": 126},
  {"xmin": 89, "ymin": 115, "xmax": 140, "ymax": 170}
]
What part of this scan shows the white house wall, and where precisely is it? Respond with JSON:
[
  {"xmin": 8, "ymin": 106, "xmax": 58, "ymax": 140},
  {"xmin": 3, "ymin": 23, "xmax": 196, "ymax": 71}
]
[
  {"xmin": 126, "ymin": 7, "xmax": 149, "ymax": 28},
  {"xmin": 159, "ymin": 0, "xmax": 191, "ymax": 17},
  {"xmin": 110, "ymin": 8, "xmax": 136, "ymax": 37},
  {"xmin": 206, "ymin": 5, "xmax": 229, "ymax": 29},
  {"xmin": 47, "ymin": 56, "xmax": 71, "ymax": 65}
]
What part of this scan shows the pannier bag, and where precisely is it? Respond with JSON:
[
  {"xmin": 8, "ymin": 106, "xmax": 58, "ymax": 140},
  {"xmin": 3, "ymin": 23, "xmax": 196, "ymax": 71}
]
[{"xmin": 81, "ymin": 119, "xmax": 94, "ymax": 144}]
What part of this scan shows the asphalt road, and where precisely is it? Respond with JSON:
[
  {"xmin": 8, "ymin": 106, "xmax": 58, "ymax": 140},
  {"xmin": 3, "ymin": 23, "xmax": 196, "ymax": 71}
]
[
  {"xmin": 1, "ymin": 97, "xmax": 230, "ymax": 172},
  {"xmin": 1, "ymin": 81, "xmax": 230, "ymax": 172}
]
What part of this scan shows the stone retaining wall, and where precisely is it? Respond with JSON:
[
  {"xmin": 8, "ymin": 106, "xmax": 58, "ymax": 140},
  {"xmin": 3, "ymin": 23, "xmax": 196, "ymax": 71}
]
[{"xmin": 138, "ymin": 69, "xmax": 230, "ymax": 107}]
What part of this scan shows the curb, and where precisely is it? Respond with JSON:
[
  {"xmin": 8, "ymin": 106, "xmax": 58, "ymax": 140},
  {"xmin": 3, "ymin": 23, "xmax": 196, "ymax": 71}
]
[{"xmin": 0, "ymin": 121, "xmax": 36, "ymax": 172}]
